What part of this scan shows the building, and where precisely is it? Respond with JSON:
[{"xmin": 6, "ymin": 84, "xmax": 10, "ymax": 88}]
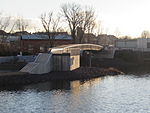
[
  {"xmin": 0, "ymin": 31, "xmax": 73, "ymax": 55},
  {"xmin": 82, "ymin": 33, "xmax": 117, "ymax": 46},
  {"xmin": 0, "ymin": 30, "xmax": 8, "ymax": 42},
  {"xmin": 115, "ymin": 38, "xmax": 150, "ymax": 51},
  {"xmin": 82, "ymin": 33, "xmax": 97, "ymax": 44},
  {"xmin": 20, "ymin": 32, "xmax": 73, "ymax": 54},
  {"xmin": 97, "ymin": 34, "xmax": 117, "ymax": 46},
  {"xmin": 115, "ymin": 39, "xmax": 137, "ymax": 49}
]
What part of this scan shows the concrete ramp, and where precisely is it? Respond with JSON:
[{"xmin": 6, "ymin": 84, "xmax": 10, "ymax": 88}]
[{"xmin": 20, "ymin": 53, "xmax": 52, "ymax": 74}]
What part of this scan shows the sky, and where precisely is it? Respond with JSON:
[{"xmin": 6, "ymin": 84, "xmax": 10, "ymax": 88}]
[{"xmin": 1, "ymin": 0, "xmax": 150, "ymax": 37}]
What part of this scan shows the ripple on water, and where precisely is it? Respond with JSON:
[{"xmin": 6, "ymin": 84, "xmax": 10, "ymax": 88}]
[{"xmin": 0, "ymin": 75, "xmax": 150, "ymax": 113}]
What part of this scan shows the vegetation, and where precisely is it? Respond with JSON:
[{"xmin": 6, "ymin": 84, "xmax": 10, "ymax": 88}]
[
  {"xmin": 61, "ymin": 3, "xmax": 96, "ymax": 43},
  {"xmin": 40, "ymin": 12, "xmax": 61, "ymax": 47},
  {"xmin": 0, "ymin": 3, "xmax": 97, "ymax": 44},
  {"xmin": 141, "ymin": 30, "xmax": 150, "ymax": 38}
]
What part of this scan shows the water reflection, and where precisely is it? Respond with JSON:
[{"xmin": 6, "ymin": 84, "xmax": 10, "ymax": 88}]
[
  {"xmin": 25, "ymin": 77, "xmax": 103, "ymax": 92},
  {"xmin": 0, "ymin": 75, "xmax": 149, "ymax": 113},
  {"xmin": 0, "ymin": 78, "xmax": 103, "ymax": 92}
]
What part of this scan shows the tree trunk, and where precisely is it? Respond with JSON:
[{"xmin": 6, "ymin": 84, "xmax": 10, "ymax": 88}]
[{"xmin": 71, "ymin": 30, "xmax": 76, "ymax": 43}]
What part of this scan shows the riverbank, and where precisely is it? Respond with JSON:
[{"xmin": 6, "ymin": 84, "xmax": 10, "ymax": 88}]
[
  {"xmin": 81, "ymin": 57, "xmax": 150, "ymax": 74},
  {"xmin": 81, "ymin": 49, "xmax": 150, "ymax": 74},
  {"xmin": 0, "ymin": 67, "xmax": 123, "ymax": 86}
]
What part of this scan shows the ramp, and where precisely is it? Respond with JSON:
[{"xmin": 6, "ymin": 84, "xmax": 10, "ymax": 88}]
[{"xmin": 20, "ymin": 53, "xmax": 52, "ymax": 74}]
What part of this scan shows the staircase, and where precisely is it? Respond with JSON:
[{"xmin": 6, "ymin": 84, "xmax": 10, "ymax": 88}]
[
  {"xmin": 20, "ymin": 62, "xmax": 38, "ymax": 72},
  {"xmin": 20, "ymin": 53, "xmax": 52, "ymax": 74}
]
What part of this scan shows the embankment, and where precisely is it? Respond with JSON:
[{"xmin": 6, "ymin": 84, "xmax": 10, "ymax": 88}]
[
  {"xmin": 0, "ymin": 67, "xmax": 122, "ymax": 86},
  {"xmin": 81, "ymin": 50, "xmax": 150, "ymax": 74}
]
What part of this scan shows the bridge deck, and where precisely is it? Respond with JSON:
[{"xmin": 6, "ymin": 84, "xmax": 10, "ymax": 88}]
[{"xmin": 51, "ymin": 44, "xmax": 103, "ymax": 53}]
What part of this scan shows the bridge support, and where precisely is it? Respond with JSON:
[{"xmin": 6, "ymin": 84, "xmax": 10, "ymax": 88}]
[{"xmin": 53, "ymin": 48, "xmax": 80, "ymax": 71}]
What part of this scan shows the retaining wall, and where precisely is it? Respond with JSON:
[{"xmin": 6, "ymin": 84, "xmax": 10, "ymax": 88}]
[{"xmin": 0, "ymin": 55, "xmax": 36, "ymax": 64}]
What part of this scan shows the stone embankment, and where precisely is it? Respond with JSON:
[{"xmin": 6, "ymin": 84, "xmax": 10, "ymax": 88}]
[{"xmin": 0, "ymin": 67, "xmax": 123, "ymax": 86}]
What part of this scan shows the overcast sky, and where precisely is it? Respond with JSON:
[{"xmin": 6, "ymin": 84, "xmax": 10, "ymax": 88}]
[{"xmin": 1, "ymin": 0, "xmax": 150, "ymax": 37}]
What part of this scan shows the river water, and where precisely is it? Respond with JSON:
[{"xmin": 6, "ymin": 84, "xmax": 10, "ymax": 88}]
[{"xmin": 0, "ymin": 74, "xmax": 150, "ymax": 113}]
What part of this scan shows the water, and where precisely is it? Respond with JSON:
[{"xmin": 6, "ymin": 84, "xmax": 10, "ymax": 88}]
[{"xmin": 0, "ymin": 75, "xmax": 150, "ymax": 113}]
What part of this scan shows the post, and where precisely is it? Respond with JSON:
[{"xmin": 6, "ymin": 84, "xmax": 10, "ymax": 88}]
[
  {"xmin": 89, "ymin": 52, "xmax": 91, "ymax": 67},
  {"xmin": 86, "ymin": 51, "xmax": 92, "ymax": 67}
]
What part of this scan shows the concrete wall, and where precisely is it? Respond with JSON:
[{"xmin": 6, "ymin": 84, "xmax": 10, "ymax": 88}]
[
  {"xmin": 116, "ymin": 38, "xmax": 150, "ymax": 50},
  {"xmin": 52, "ymin": 48, "xmax": 80, "ymax": 71},
  {"xmin": 137, "ymin": 38, "xmax": 148, "ymax": 49},
  {"xmin": 53, "ymin": 52, "xmax": 80, "ymax": 71},
  {"xmin": 66, "ymin": 48, "xmax": 80, "ymax": 70},
  {"xmin": 53, "ymin": 54, "xmax": 70, "ymax": 71},
  {"xmin": 0, "ymin": 55, "xmax": 36, "ymax": 64},
  {"xmin": 70, "ymin": 55, "xmax": 80, "ymax": 70},
  {"xmin": 115, "ymin": 40, "xmax": 137, "ymax": 48},
  {"xmin": 116, "ymin": 41, "xmax": 126, "ymax": 48}
]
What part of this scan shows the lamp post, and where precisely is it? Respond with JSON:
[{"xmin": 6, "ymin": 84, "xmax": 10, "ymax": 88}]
[{"xmin": 86, "ymin": 51, "xmax": 92, "ymax": 67}]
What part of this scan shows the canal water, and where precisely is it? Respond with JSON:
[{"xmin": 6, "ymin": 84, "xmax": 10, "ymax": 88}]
[{"xmin": 0, "ymin": 74, "xmax": 150, "ymax": 113}]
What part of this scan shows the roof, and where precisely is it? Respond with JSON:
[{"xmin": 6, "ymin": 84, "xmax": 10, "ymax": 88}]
[
  {"xmin": 116, "ymin": 39, "xmax": 137, "ymax": 42},
  {"xmin": 21, "ymin": 34, "xmax": 72, "ymax": 40},
  {"xmin": 97, "ymin": 34, "xmax": 117, "ymax": 38},
  {"xmin": 33, "ymin": 32, "xmax": 68, "ymax": 35}
]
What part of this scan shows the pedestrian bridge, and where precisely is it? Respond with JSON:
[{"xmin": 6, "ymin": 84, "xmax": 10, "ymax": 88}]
[
  {"xmin": 21, "ymin": 44, "xmax": 103, "ymax": 74},
  {"xmin": 51, "ymin": 44, "xmax": 103, "ymax": 54}
]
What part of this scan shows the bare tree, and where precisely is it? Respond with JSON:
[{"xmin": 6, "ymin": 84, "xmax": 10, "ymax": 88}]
[
  {"xmin": 0, "ymin": 17, "xmax": 11, "ymax": 31},
  {"xmin": 120, "ymin": 35, "xmax": 132, "ymax": 39},
  {"xmin": 141, "ymin": 30, "xmax": 150, "ymax": 38},
  {"xmin": 105, "ymin": 28, "xmax": 109, "ymax": 35},
  {"xmin": 114, "ymin": 28, "xmax": 121, "ymax": 38},
  {"xmin": 80, "ymin": 8, "xmax": 96, "ymax": 33},
  {"xmin": 61, "ymin": 3, "xmax": 96, "ymax": 43},
  {"xmin": 40, "ymin": 12, "xmax": 53, "ymax": 33},
  {"xmin": 0, "ymin": 13, "xmax": 17, "ymax": 33},
  {"xmin": 40, "ymin": 12, "xmax": 60, "ymax": 47},
  {"xmin": 77, "ymin": 8, "xmax": 96, "ymax": 43},
  {"xmin": 61, "ymin": 3, "xmax": 82, "ymax": 43},
  {"xmin": 51, "ymin": 15, "xmax": 61, "ymax": 47},
  {"xmin": 0, "ymin": 13, "xmax": 11, "ymax": 31},
  {"xmin": 9, "ymin": 21, "xmax": 16, "ymax": 33},
  {"xmin": 0, "ymin": 13, "xmax": 12, "ymax": 42},
  {"xmin": 96, "ymin": 20, "xmax": 104, "ymax": 35},
  {"xmin": 52, "ymin": 16, "xmax": 60, "ymax": 32},
  {"xmin": 15, "ymin": 17, "xmax": 29, "ymax": 32}
]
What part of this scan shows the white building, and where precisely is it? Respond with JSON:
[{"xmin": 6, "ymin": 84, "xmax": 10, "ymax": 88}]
[{"xmin": 115, "ymin": 38, "xmax": 150, "ymax": 51}]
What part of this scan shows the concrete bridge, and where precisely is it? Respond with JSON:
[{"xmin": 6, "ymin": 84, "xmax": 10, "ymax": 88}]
[
  {"xmin": 20, "ymin": 44, "xmax": 103, "ymax": 74},
  {"xmin": 51, "ymin": 44, "xmax": 103, "ymax": 54}
]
